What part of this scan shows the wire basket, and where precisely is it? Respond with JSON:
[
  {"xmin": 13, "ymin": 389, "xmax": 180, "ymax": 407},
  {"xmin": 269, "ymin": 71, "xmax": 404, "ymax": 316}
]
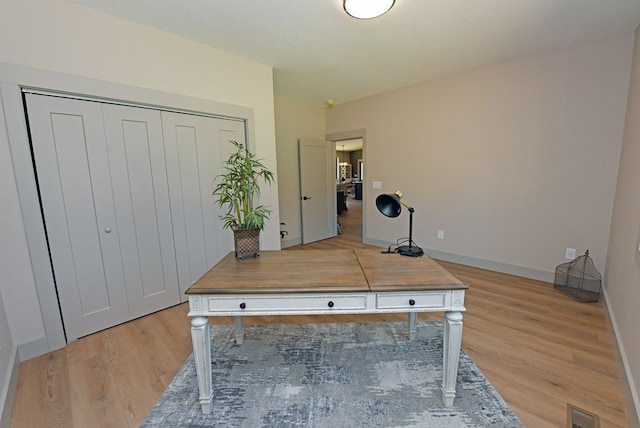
[
  {"xmin": 554, "ymin": 250, "xmax": 601, "ymax": 302},
  {"xmin": 232, "ymin": 227, "xmax": 261, "ymax": 260}
]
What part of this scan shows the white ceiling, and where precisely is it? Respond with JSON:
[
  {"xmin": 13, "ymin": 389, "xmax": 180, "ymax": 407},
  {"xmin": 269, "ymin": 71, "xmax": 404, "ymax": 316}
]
[
  {"xmin": 336, "ymin": 138, "xmax": 363, "ymax": 152},
  {"xmin": 71, "ymin": 0, "xmax": 640, "ymax": 106}
]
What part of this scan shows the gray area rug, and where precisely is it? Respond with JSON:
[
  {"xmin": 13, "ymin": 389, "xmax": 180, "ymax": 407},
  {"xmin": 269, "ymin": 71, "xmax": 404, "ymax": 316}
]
[{"xmin": 142, "ymin": 321, "xmax": 523, "ymax": 427}]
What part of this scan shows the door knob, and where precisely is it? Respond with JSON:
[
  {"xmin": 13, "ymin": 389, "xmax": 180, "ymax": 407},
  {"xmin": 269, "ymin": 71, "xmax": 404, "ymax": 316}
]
[
  {"xmin": 104, "ymin": 227, "xmax": 112, "ymax": 233},
  {"xmin": 302, "ymin": 196, "xmax": 312, "ymax": 200}
]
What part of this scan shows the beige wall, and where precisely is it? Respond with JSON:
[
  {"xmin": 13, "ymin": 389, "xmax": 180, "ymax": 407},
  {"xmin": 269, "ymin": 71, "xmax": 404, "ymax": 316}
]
[
  {"xmin": 327, "ymin": 34, "xmax": 634, "ymax": 281},
  {"xmin": 0, "ymin": 0, "xmax": 279, "ymax": 355},
  {"xmin": 274, "ymin": 95, "xmax": 326, "ymax": 247},
  {"xmin": 605, "ymin": 27, "xmax": 640, "ymax": 427}
]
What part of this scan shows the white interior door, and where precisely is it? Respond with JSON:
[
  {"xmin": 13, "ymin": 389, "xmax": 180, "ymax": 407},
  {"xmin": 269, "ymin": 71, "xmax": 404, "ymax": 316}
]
[
  {"xmin": 162, "ymin": 112, "xmax": 244, "ymax": 298},
  {"xmin": 299, "ymin": 139, "xmax": 336, "ymax": 244},
  {"xmin": 26, "ymin": 95, "xmax": 130, "ymax": 340}
]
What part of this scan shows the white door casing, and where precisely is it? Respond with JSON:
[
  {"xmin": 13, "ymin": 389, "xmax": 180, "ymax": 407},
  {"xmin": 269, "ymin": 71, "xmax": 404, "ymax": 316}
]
[
  {"xmin": 298, "ymin": 139, "xmax": 336, "ymax": 244},
  {"xmin": 0, "ymin": 280, "xmax": 15, "ymax": 413}
]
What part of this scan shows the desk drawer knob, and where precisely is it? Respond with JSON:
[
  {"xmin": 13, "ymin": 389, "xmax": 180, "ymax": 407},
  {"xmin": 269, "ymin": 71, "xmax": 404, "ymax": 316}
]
[
  {"xmin": 409, "ymin": 299, "xmax": 416, "ymax": 306},
  {"xmin": 327, "ymin": 301, "xmax": 334, "ymax": 308},
  {"xmin": 239, "ymin": 302, "xmax": 246, "ymax": 309}
]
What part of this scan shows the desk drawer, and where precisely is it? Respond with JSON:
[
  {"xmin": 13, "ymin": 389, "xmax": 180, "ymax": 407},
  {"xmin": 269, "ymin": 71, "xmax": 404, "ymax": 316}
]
[
  {"xmin": 376, "ymin": 292, "xmax": 446, "ymax": 310},
  {"xmin": 207, "ymin": 294, "xmax": 367, "ymax": 313}
]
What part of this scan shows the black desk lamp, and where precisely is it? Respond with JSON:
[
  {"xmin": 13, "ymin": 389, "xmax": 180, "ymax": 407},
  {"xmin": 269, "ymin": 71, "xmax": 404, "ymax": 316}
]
[{"xmin": 375, "ymin": 191, "xmax": 424, "ymax": 257}]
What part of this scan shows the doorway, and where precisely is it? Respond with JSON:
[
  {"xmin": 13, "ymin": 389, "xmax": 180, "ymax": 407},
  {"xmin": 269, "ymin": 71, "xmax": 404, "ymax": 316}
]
[{"xmin": 334, "ymin": 137, "xmax": 364, "ymax": 243}]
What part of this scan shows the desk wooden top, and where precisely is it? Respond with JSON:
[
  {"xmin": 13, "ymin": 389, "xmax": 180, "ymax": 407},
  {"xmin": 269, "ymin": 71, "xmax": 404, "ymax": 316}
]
[
  {"xmin": 186, "ymin": 248, "xmax": 467, "ymax": 295},
  {"xmin": 354, "ymin": 249, "xmax": 467, "ymax": 292},
  {"xmin": 186, "ymin": 249, "xmax": 369, "ymax": 294}
]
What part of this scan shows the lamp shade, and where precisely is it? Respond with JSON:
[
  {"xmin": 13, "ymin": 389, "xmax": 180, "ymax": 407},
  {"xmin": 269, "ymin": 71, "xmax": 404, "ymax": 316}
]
[
  {"xmin": 343, "ymin": 0, "xmax": 395, "ymax": 19},
  {"xmin": 376, "ymin": 192, "xmax": 402, "ymax": 218}
]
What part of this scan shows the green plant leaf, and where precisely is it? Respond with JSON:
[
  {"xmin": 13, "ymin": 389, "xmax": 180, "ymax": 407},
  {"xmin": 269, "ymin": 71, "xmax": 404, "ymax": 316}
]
[{"xmin": 213, "ymin": 140, "xmax": 274, "ymax": 230}]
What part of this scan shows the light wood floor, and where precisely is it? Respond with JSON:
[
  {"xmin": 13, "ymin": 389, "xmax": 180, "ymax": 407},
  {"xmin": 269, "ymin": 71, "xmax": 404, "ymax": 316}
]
[{"xmin": 10, "ymin": 198, "xmax": 628, "ymax": 427}]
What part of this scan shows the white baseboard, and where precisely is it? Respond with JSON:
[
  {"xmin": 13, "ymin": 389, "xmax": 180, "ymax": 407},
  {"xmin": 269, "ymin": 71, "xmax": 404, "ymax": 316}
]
[
  {"xmin": 17, "ymin": 336, "xmax": 50, "ymax": 361},
  {"xmin": 425, "ymin": 249, "xmax": 555, "ymax": 283},
  {"xmin": 0, "ymin": 346, "xmax": 19, "ymax": 428},
  {"xmin": 281, "ymin": 236, "xmax": 302, "ymax": 249},
  {"xmin": 364, "ymin": 238, "xmax": 555, "ymax": 283},
  {"xmin": 601, "ymin": 288, "xmax": 640, "ymax": 428}
]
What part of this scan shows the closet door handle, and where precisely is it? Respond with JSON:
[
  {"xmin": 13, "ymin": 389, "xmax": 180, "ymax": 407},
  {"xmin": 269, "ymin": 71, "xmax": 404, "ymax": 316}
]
[{"xmin": 104, "ymin": 227, "xmax": 112, "ymax": 233}]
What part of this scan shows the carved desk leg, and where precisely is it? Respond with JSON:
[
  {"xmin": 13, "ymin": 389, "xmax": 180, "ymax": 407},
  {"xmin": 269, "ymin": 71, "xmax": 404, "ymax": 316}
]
[
  {"xmin": 441, "ymin": 311, "xmax": 463, "ymax": 406},
  {"xmin": 234, "ymin": 316, "xmax": 244, "ymax": 344},
  {"xmin": 407, "ymin": 312, "xmax": 417, "ymax": 341},
  {"xmin": 191, "ymin": 316, "xmax": 213, "ymax": 414}
]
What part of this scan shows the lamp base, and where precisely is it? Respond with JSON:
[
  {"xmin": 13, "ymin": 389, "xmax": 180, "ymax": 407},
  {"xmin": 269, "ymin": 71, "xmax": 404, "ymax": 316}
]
[{"xmin": 396, "ymin": 245, "xmax": 424, "ymax": 257}]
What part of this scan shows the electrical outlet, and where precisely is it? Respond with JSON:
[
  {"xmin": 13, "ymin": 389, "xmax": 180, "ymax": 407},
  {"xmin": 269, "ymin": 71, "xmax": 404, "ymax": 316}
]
[
  {"xmin": 437, "ymin": 230, "xmax": 445, "ymax": 240},
  {"xmin": 372, "ymin": 181, "xmax": 382, "ymax": 189},
  {"xmin": 565, "ymin": 248, "xmax": 577, "ymax": 259}
]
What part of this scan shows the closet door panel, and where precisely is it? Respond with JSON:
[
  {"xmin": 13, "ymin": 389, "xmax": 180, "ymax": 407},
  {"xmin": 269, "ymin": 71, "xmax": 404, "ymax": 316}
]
[
  {"xmin": 212, "ymin": 124, "xmax": 247, "ymax": 256},
  {"xmin": 197, "ymin": 123, "xmax": 240, "ymax": 267},
  {"xmin": 26, "ymin": 95, "xmax": 129, "ymax": 340},
  {"xmin": 163, "ymin": 115, "xmax": 210, "ymax": 298},
  {"xmin": 163, "ymin": 113, "xmax": 242, "ymax": 298},
  {"xmin": 102, "ymin": 105, "xmax": 179, "ymax": 317}
]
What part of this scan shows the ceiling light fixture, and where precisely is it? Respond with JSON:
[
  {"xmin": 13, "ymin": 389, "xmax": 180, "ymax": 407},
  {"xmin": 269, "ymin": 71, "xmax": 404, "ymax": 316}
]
[{"xmin": 343, "ymin": 0, "xmax": 395, "ymax": 19}]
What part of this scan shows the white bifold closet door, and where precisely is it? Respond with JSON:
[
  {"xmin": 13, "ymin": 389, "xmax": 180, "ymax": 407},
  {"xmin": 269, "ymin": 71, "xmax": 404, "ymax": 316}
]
[
  {"xmin": 26, "ymin": 94, "xmax": 180, "ymax": 340},
  {"xmin": 28, "ymin": 95, "xmax": 131, "ymax": 340},
  {"xmin": 162, "ymin": 112, "xmax": 242, "ymax": 299},
  {"xmin": 26, "ymin": 93, "xmax": 245, "ymax": 341},
  {"xmin": 101, "ymin": 103, "xmax": 180, "ymax": 317}
]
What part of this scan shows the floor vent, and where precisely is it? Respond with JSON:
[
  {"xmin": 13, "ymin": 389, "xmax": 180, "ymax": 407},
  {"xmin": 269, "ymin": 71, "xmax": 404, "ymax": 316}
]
[{"xmin": 567, "ymin": 404, "xmax": 600, "ymax": 428}]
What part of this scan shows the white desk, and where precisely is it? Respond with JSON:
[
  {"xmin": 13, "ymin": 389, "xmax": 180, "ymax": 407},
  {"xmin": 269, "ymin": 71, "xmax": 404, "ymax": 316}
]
[{"xmin": 186, "ymin": 248, "xmax": 468, "ymax": 414}]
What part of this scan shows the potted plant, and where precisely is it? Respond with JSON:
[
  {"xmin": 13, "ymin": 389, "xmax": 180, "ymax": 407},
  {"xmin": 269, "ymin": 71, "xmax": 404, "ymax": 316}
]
[{"xmin": 213, "ymin": 140, "xmax": 274, "ymax": 260}]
